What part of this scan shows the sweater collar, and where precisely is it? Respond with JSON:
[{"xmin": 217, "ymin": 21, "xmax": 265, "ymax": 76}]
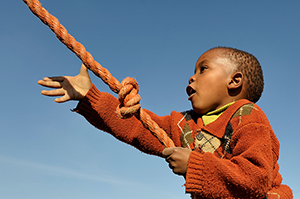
[
  {"xmin": 202, "ymin": 99, "xmax": 253, "ymax": 138},
  {"xmin": 202, "ymin": 102, "xmax": 235, "ymax": 126}
]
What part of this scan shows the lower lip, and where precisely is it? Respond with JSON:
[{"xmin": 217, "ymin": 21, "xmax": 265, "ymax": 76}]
[{"xmin": 188, "ymin": 93, "xmax": 195, "ymax": 101}]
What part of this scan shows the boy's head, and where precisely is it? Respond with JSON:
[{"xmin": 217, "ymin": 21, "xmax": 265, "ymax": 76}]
[{"xmin": 186, "ymin": 47, "xmax": 264, "ymax": 115}]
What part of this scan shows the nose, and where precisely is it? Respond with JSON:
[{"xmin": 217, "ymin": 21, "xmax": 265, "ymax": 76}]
[{"xmin": 189, "ymin": 75, "xmax": 195, "ymax": 84}]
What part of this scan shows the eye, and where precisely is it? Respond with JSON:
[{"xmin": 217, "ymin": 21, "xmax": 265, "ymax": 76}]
[{"xmin": 200, "ymin": 66, "xmax": 207, "ymax": 73}]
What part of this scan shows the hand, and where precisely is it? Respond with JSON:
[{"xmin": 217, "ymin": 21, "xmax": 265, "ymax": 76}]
[
  {"xmin": 162, "ymin": 147, "xmax": 192, "ymax": 177},
  {"xmin": 37, "ymin": 64, "xmax": 92, "ymax": 103}
]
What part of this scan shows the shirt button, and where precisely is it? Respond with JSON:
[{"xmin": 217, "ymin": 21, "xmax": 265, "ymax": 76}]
[{"xmin": 196, "ymin": 132, "xmax": 204, "ymax": 141}]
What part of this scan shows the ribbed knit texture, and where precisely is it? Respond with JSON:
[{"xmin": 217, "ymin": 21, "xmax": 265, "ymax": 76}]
[{"xmin": 74, "ymin": 84, "xmax": 293, "ymax": 199}]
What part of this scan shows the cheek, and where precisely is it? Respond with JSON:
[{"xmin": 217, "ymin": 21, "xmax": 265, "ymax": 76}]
[{"xmin": 199, "ymin": 77, "xmax": 225, "ymax": 96}]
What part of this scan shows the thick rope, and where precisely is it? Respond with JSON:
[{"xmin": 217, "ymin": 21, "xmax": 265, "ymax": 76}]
[{"xmin": 23, "ymin": 0, "xmax": 175, "ymax": 148}]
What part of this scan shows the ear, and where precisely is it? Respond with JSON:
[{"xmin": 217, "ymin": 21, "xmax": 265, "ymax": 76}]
[{"xmin": 228, "ymin": 72, "xmax": 243, "ymax": 89}]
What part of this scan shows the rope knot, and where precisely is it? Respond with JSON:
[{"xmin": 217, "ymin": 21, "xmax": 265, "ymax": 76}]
[
  {"xmin": 23, "ymin": 0, "xmax": 175, "ymax": 147},
  {"xmin": 116, "ymin": 77, "xmax": 141, "ymax": 119}
]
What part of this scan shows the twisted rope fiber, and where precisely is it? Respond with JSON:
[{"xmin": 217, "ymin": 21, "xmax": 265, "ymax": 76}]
[{"xmin": 23, "ymin": 0, "xmax": 175, "ymax": 148}]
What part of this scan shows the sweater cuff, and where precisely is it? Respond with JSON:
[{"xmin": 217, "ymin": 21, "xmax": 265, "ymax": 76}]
[
  {"xmin": 73, "ymin": 84, "xmax": 106, "ymax": 117},
  {"xmin": 185, "ymin": 150, "xmax": 206, "ymax": 194}
]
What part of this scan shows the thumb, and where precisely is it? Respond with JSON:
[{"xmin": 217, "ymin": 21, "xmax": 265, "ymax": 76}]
[
  {"xmin": 162, "ymin": 147, "xmax": 175, "ymax": 157},
  {"xmin": 79, "ymin": 63, "xmax": 90, "ymax": 78}
]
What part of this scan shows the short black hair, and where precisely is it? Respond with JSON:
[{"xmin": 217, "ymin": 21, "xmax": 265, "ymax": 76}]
[{"xmin": 211, "ymin": 47, "xmax": 264, "ymax": 103}]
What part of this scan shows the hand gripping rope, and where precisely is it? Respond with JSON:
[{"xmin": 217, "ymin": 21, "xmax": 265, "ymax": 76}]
[{"xmin": 23, "ymin": 0, "xmax": 175, "ymax": 148}]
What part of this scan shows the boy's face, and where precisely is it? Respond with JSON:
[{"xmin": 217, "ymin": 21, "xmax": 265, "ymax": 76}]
[{"xmin": 186, "ymin": 49, "xmax": 235, "ymax": 115}]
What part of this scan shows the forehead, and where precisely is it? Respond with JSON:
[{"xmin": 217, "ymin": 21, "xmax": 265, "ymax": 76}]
[
  {"xmin": 197, "ymin": 48, "xmax": 227, "ymax": 62},
  {"xmin": 195, "ymin": 49, "xmax": 235, "ymax": 70}
]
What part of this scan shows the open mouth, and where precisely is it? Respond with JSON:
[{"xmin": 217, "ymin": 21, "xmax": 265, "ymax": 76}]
[{"xmin": 186, "ymin": 85, "xmax": 196, "ymax": 98}]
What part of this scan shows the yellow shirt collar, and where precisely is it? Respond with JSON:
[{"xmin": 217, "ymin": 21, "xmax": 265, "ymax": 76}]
[{"xmin": 202, "ymin": 102, "xmax": 235, "ymax": 125}]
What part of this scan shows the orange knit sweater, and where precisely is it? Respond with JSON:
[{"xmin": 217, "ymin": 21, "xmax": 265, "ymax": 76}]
[{"xmin": 75, "ymin": 84, "xmax": 292, "ymax": 199}]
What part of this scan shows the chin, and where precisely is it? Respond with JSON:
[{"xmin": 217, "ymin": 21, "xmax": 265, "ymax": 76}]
[
  {"xmin": 192, "ymin": 104, "xmax": 212, "ymax": 115},
  {"xmin": 192, "ymin": 107, "xmax": 205, "ymax": 115}
]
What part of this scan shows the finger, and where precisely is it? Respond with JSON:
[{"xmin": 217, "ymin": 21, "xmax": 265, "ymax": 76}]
[
  {"xmin": 165, "ymin": 156, "xmax": 173, "ymax": 163},
  {"xmin": 44, "ymin": 76, "xmax": 66, "ymax": 82},
  {"xmin": 168, "ymin": 162, "xmax": 175, "ymax": 170},
  {"xmin": 162, "ymin": 147, "xmax": 175, "ymax": 157},
  {"xmin": 38, "ymin": 76, "xmax": 67, "ymax": 82},
  {"xmin": 54, "ymin": 94, "xmax": 71, "ymax": 103},
  {"xmin": 41, "ymin": 88, "xmax": 65, "ymax": 96},
  {"xmin": 79, "ymin": 64, "xmax": 90, "ymax": 78},
  {"xmin": 38, "ymin": 76, "xmax": 65, "ymax": 83},
  {"xmin": 38, "ymin": 79, "xmax": 62, "ymax": 88}
]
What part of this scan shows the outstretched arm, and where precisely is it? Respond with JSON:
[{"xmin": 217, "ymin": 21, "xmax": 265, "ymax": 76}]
[{"xmin": 37, "ymin": 64, "xmax": 92, "ymax": 102}]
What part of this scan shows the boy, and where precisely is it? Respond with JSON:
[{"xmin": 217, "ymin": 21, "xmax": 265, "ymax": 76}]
[{"xmin": 38, "ymin": 47, "xmax": 293, "ymax": 198}]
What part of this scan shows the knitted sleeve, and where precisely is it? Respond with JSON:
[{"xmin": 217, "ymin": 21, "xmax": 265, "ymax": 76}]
[
  {"xmin": 185, "ymin": 111, "xmax": 275, "ymax": 198},
  {"xmin": 74, "ymin": 84, "xmax": 180, "ymax": 156}
]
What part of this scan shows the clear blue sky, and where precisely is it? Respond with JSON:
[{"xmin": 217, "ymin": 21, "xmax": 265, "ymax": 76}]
[{"xmin": 1, "ymin": 1, "xmax": 299, "ymax": 198}]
